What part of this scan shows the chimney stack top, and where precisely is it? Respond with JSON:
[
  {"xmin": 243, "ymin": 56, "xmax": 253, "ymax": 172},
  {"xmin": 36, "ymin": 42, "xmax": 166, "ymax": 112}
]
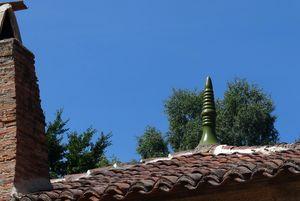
[{"xmin": 0, "ymin": 1, "xmax": 26, "ymax": 43}]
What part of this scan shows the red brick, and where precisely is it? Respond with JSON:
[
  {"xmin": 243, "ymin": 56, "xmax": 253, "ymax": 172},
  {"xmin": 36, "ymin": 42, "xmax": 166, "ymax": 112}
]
[{"xmin": 0, "ymin": 39, "xmax": 51, "ymax": 200}]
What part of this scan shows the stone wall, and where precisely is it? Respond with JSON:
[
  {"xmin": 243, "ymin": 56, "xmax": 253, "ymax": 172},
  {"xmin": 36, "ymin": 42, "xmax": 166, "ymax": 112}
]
[{"xmin": 0, "ymin": 39, "xmax": 51, "ymax": 200}]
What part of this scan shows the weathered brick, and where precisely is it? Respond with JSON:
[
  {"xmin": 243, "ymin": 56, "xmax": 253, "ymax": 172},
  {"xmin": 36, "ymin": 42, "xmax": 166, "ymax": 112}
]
[{"xmin": 0, "ymin": 39, "xmax": 51, "ymax": 200}]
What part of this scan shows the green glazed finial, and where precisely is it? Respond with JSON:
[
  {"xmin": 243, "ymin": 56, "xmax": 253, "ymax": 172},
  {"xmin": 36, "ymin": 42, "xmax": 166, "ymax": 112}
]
[{"xmin": 199, "ymin": 76, "xmax": 218, "ymax": 145}]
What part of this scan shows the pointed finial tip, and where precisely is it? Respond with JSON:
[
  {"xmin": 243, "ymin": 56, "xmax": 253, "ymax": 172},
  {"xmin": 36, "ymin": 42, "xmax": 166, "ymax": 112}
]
[{"xmin": 205, "ymin": 76, "xmax": 213, "ymax": 89}]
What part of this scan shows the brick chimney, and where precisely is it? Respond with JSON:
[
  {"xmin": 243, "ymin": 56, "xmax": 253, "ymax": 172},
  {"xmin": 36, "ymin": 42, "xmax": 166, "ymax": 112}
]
[{"xmin": 0, "ymin": 2, "xmax": 51, "ymax": 200}]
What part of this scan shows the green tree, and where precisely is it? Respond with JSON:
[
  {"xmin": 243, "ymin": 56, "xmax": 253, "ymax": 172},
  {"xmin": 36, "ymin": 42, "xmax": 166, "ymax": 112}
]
[
  {"xmin": 46, "ymin": 110, "xmax": 69, "ymax": 178},
  {"xmin": 165, "ymin": 89, "xmax": 203, "ymax": 151},
  {"xmin": 137, "ymin": 126, "xmax": 169, "ymax": 159},
  {"xmin": 165, "ymin": 79, "xmax": 279, "ymax": 151},
  {"xmin": 65, "ymin": 128, "xmax": 112, "ymax": 174},
  {"xmin": 216, "ymin": 79, "xmax": 279, "ymax": 146},
  {"xmin": 46, "ymin": 110, "xmax": 113, "ymax": 176}
]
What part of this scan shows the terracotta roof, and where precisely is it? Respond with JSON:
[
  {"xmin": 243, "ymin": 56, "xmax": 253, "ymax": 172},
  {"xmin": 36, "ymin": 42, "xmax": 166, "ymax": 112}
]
[{"xmin": 16, "ymin": 143, "xmax": 300, "ymax": 201}]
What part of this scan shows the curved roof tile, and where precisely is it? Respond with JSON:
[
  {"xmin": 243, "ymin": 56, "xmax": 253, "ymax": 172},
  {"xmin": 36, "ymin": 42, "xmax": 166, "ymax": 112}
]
[{"xmin": 16, "ymin": 143, "xmax": 300, "ymax": 201}]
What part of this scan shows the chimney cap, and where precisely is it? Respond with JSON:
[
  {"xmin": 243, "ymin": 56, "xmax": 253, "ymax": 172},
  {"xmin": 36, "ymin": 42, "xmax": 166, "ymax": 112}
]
[{"xmin": 0, "ymin": 1, "xmax": 27, "ymax": 11}]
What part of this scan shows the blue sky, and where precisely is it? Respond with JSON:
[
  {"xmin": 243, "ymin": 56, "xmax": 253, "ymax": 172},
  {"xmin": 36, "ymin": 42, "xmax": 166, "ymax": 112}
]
[{"xmin": 17, "ymin": 1, "xmax": 300, "ymax": 162}]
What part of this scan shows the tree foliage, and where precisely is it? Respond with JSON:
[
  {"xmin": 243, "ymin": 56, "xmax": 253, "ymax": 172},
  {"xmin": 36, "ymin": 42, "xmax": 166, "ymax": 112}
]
[
  {"xmin": 46, "ymin": 110, "xmax": 112, "ymax": 177},
  {"xmin": 46, "ymin": 110, "xmax": 69, "ymax": 178},
  {"xmin": 216, "ymin": 79, "xmax": 279, "ymax": 146},
  {"xmin": 137, "ymin": 126, "xmax": 169, "ymax": 159},
  {"xmin": 165, "ymin": 89, "xmax": 203, "ymax": 152},
  {"xmin": 164, "ymin": 79, "xmax": 279, "ymax": 152},
  {"xmin": 65, "ymin": 128, "xmax": 112, "ymax": 174}
]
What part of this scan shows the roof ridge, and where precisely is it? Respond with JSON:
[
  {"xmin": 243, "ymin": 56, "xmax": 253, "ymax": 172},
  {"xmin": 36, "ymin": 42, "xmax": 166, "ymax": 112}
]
[{"xmin": 50, "ymin": 143, "xmax": 300, "ymax": 184}]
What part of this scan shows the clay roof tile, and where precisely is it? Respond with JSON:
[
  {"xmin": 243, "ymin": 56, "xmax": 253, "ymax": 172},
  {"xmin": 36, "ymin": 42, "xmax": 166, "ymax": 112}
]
[{"xmin": 16, "ymin": 143, "xmax": 300, "ymax": 201}]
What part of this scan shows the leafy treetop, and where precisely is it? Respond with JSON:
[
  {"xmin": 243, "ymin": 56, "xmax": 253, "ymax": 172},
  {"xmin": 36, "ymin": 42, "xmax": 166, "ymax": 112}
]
[{"xmin": 136, "ymin": 126, "xmax": 169, "ymax": 159}]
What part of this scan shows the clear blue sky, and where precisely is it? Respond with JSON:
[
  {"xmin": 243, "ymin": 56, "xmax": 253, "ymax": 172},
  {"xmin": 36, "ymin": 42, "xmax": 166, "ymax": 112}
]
[{"xmin": 17, "ymin": 1, "xmax": 300, "ymax": 162}]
